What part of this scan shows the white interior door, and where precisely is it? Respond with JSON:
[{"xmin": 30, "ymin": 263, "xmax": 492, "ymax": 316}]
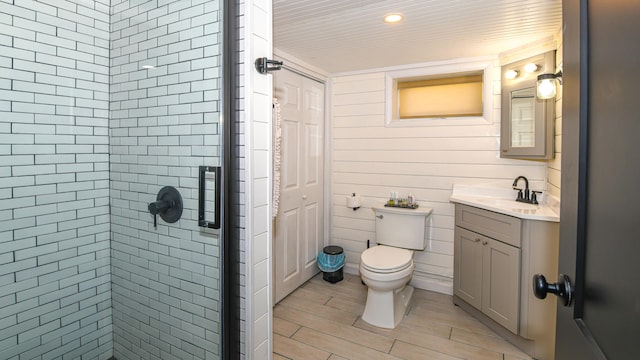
[{"xmin": 274, "ymin": 69, "xmax": 325, "ymax": 303}]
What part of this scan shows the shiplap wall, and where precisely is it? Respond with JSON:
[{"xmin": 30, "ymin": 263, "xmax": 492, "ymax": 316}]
[
  {"xmin": 330, "ymin": 60, "xmax": 549, "ymax": 293},
  {"xmin": 547, "ymin": 30, "xmax": 563, "ymax": 198},
  {"xmin": 0, "ymin": 1, "xmax": 113, "ymax": 358}
]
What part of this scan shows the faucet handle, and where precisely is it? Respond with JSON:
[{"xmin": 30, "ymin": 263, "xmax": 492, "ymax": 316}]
[
  {"xmin": 531, "ymin": 191, "xmax": 542, "ymax": 205},
  {"xmin": 513, "ymin": 187, "xmax": 524, "ymax": 200}
]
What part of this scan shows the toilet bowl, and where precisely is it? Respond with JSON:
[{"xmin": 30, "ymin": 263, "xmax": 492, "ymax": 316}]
[
  {"xmin": 360, "ymin": 245, "xmax": 415, "ymax": 328},
  {"xmin": 359, "ymin": 206, "xmax": 432, "ymax": 329}
]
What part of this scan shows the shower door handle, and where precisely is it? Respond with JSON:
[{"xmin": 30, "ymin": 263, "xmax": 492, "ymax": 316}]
[{"xmin": 198, "ymin": 166, "xmax": 221, "ymax": 229}]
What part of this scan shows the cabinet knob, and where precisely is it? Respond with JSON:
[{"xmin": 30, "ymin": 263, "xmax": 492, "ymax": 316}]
[
  {"xmin": 482, "ymin": 241, "xmax": 488, "ymax": 245},
  {"xmin": 475, "ymin": 238, "xmax": 481, "ymax": 242}
]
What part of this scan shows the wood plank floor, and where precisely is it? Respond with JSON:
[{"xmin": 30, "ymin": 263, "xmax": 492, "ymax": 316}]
[{"xmin": 273, "ymin": 273, "xmax": 533, "ymax": 360}]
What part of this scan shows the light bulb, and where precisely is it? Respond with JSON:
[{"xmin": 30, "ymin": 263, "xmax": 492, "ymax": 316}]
[
  {"xmin": 537, "ymin": 78, "xmax": 557, "ymax": 99},
  {"xmin": 524, "ymin": 63, "xmax": 539, "ymax": 73},
  {"xmin": 384, "ymin": 14, "xmax": 403, "ymax": 23},
  {"xmin": 505, "ymin": 70, "xmax": 519, "ymax": 80}
]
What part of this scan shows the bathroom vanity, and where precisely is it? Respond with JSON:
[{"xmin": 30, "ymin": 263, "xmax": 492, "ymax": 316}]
[{"xmin": 450, "ymin": 185, "xmax": 560, "ymax": 360}]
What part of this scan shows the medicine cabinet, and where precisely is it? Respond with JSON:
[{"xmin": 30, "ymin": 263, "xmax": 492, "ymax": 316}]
[{"xmin": 500, "ymin": 51, "xmax": 555, "ymax": 159}]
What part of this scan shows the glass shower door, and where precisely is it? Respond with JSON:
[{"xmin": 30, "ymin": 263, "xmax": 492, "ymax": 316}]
[
  {"xmin": 109, "ymin": 1, "xmax": 229, "ymax": 359},
  {"xmin": 1, "ymin": 0, "xmax": 233, "ymax": 359}
]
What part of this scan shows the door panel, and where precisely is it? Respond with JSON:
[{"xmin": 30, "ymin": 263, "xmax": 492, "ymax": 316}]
[
  {"xmin": 303, "ymin": 203, "xmax": 320, "ymax": 269},
  {"xmin": 274, "ymin": 69, "xmax": 325, "ymax": 303},
  {"xmin": 454, "ymin": 227, "xmax": 483, "ymax": 309},
  {"xmin": 282, "ymin": 120, "xmax": 300, "ymax": 189},
  {"xmin": 554, "ymin": 1, "xmax": 640, "ymax": 358},
  {"xmin": 305, "ymin": 124, "xmax": 321, "ymax": 185},
  {"xmin": 283, "ymin": 209, "xmax": 300, "ymax": 280},
  {"xmin": 283, "ymin": 81, "xmax": 301, "ymax": 108},
  {"xmin": 483, "ymin": 238, "xmax": 520, "ymax": 334}
]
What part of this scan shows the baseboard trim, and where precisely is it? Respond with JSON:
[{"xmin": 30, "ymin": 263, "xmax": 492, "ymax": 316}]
[
  {"xmin": 344, "ymin": 262, "xmax": 453, "ymax": 295},
  {"xmin": 410, "ymin": 274, "xmax": 453, "ymax": 295},
  {"xmin": 344, "ymin": 263, "xmax": 359, "ymax": 275}
]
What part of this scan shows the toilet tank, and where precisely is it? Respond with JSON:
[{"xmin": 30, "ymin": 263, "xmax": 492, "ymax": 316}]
[{"xmin": 373, "ymin": 206, "xmax": 433, "ymax": 250}]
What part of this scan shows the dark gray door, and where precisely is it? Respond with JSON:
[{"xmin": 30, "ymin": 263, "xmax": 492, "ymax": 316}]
[{"xmin": 550, "ymin": 1, "xmax": 640, "ymax": 359}]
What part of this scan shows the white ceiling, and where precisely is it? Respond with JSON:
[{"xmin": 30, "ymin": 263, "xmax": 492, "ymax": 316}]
[{"xmin": 273, "ymin": 0, "xmax": 563, "ymax": 73}]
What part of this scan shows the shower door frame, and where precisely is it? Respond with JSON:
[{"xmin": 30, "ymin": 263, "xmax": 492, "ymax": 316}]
[{"xmin": 222, "ymin": 0, "xmax": 241, "ymax": 358}]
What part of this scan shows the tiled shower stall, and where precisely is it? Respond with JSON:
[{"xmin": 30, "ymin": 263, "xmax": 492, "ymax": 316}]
[{"xmin": 1, "ymin": 0, "xmax": 225, "ymax": 359}]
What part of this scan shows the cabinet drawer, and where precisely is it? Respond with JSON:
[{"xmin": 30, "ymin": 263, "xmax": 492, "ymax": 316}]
[{"xmin": 455, "ymin": 204, "xmax": 521, "ymax": 247}]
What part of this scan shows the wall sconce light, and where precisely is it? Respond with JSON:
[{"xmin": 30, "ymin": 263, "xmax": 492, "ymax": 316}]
[{"xmin": 536, "ymin": 70, "xmax": 563, "ymax": 99}]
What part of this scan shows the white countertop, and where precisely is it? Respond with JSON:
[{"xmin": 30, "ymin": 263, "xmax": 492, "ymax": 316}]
[{"xmin": 449, "ymin": 184, "xmax": 560, "ymax": 222}]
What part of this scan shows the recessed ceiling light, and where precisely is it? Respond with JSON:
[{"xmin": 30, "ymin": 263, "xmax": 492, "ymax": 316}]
[
  {"xmin": 141, "ymin": 65, "xmax": 155, "ymax": 69},
  {"xmin": 384, "ymin": 14, "xmax": 403, "ymax": 24}
]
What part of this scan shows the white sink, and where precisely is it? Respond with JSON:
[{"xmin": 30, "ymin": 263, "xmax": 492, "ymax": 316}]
[
  {"xmin": 476, "ymin": 198, "xmax": 539, "ymax": 210},
  {"xmin": 449, "ymin": 184, "xmax": 560, "ymax": 222}
]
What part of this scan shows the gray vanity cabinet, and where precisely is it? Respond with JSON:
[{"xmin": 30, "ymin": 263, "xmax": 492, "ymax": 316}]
[
  {"xmin": 453, "ymin": 203, "xmax": 560, "ymax": 360},
  {"xmin": 454, "ymin": 207, "xmax": 521, "ymax": 333}
]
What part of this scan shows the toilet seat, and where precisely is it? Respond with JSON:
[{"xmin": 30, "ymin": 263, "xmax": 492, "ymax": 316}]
[{"xmin": 360, "ymin": 245, "xmax": 413, "ymax": 273}]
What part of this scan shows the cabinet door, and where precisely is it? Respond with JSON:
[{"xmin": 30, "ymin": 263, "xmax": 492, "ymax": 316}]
[
  {"xmin": 482, "ymin": 238, "xmax": 521, "ymax": 333},
  {"xmin": 454, "ymin": 227, "xmax": 483, "ymax": 310}
]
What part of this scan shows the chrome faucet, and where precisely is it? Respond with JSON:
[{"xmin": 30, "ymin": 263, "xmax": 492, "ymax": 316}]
[{"xmin": 512, "ymin": 176, "xmax": 530, "ymax": 203}]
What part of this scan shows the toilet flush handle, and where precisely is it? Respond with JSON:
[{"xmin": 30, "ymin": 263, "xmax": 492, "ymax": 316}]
[{"xmin": 376, "ymin": 214, "xmax": 383, "ymax": 219}]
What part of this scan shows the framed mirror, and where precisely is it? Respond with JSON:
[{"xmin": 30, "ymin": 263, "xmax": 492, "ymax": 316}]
[
  {"xmin": 510, "ymin": 87, "xmax": 536, "ymax": 148},
  {"xmin": 501, "ymin": 51, "xmax": 556, "ymax": 159}
]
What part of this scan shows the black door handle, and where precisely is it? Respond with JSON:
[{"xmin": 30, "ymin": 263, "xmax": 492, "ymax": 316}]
[
  {"xmin": 198, "ymin": 166, "xmax": 221, "ymax": 229},
  {"xmin": 533, "ymin": 274, "xmax": 573, "ymax": 307}
]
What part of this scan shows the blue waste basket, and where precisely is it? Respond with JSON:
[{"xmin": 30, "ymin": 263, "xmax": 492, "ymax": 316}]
[{"xmin": 317, "ymin": 245, "xmax": 345, "ymax": 283}]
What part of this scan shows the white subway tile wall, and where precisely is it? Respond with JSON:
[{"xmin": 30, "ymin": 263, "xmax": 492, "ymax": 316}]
[
  {"xmin": 235, "ymin": 0, "xmax": 275, "ymax": 357},
  {"xmin": 235, "ymin": 0, "xmax": 248, "ymax": 358},
  {"xmin": 109, "ymin": 0, "xmax": 222, "ymax": 359},
  {"xmin": 246, "ymin": 0, "xmax": 272, "ymax": 356},
  {"xmin": 0, "ymin": 1, "xmax": 113, "ymax": 359},
  {"xmin": 230, "ymin": 0, "xmax": 246, "ymax": 360}
]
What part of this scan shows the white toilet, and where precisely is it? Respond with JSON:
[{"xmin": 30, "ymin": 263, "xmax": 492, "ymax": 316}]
[{"xmin": 360, "ymin": 206, "xmax": 432, "ymax": 328}]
